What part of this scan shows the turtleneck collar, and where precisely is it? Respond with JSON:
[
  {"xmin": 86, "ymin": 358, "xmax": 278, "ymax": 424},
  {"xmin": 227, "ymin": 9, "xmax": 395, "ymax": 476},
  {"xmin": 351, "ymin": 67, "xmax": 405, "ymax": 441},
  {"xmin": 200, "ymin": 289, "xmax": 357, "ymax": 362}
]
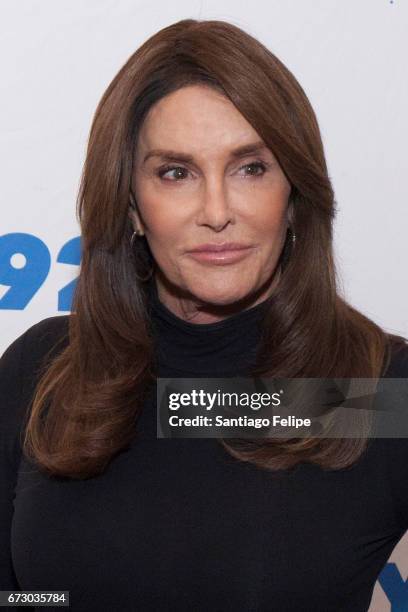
[{"xmin": 146, "ymin": 277, "xmax": 270, "ymax": 376}]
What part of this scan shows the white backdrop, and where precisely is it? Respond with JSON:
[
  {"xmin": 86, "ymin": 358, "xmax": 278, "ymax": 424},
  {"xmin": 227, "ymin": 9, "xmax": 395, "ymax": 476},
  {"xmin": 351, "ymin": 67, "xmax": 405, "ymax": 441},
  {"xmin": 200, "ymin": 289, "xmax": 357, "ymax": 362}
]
[{"xmin": 0, "ymin": 2, "xmax": 407, "ymax": 609}]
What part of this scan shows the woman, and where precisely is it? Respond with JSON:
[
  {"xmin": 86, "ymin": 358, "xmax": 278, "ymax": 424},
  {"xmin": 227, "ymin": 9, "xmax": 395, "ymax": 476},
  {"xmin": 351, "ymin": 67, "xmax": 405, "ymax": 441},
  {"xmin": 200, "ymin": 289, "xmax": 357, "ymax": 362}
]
[{"xmin": 1, "ymin": 18, "xmax": 407, "ymax": 612}]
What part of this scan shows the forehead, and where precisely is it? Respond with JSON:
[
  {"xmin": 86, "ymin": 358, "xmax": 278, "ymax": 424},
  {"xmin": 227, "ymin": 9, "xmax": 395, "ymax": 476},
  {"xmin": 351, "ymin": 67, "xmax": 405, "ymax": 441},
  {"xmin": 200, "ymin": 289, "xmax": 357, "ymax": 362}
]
[{"xmin": 137, "ymin": 85, "xmax": 260, "ymax": 153}]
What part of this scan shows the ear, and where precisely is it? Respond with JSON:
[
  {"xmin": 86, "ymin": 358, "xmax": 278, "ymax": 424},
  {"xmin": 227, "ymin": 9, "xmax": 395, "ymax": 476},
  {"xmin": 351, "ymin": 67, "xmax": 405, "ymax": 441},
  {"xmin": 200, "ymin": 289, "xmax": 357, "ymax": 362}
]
[{"xmin": 128, "ymin": 193, "xmax": 145, "ymax": 236}]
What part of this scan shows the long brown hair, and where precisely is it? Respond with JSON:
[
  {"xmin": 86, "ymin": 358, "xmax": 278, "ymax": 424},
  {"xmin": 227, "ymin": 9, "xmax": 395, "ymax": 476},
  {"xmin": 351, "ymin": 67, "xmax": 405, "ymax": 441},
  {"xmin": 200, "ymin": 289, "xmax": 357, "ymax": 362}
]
[{"xmin": 23, "ymin": 18, "xmax": 406, "ymax": 479}]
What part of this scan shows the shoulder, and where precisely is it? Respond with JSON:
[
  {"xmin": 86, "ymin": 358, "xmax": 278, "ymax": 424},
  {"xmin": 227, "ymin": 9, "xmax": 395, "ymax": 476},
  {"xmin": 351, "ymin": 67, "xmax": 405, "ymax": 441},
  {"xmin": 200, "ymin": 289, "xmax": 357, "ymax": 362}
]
[
  {"xmin": 377, "ymin": 336, "xmax": 408, "ymax": 529},
  {"xmin": 19, "ymin": 313, "xmax": 70, "ymax": 349},
  {"xmin": 1, "ymin": 314, "xmax": 70, "ymax": 376},
  {"xmin": 0, "ymin": 315, "xmax": 71, "ymax": 432},
  {"xmin": 383, "ymin": 336, "xmax": 408, "ymax": 378}
]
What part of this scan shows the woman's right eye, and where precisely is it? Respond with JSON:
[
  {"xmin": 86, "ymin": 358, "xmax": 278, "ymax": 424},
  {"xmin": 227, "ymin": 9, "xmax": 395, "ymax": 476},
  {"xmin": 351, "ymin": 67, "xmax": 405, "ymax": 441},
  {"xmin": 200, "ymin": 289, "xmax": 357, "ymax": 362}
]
[{"xmin": 157, "ymin": 165, "xmax": 189, "ymax": 181}]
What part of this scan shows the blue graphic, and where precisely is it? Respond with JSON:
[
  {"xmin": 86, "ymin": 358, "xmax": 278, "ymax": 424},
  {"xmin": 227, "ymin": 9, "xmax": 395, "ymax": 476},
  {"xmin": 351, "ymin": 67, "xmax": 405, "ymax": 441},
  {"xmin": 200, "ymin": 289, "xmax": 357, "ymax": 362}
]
[
  {"xmin": 56, "ymin": 236, "xmax": 81, "ymax": 311},
  {"xmin": 379, "ymin": 563, "xmax": 408, "ymax": 611},
  {"xmin": 0, "ymin": 233, "xmax": 81, "ymax": 311}
]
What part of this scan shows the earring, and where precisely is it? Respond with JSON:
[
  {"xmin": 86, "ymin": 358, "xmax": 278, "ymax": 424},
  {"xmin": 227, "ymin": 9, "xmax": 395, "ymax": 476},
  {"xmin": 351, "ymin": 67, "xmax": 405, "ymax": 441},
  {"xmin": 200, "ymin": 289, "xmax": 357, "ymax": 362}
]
[
  {"xmin": 279, "ymin": 225, "xmax": 296, "ymax": 273},
  {"xmin": 288, "ymin": 225, "xmax": 296, "ymax": 244},
  {"xmin": 130, "ymin": 230, "xmax": 154, "ymax": 282},
  {"xmin": 130, "ymin": 229, "xmax": 142, "ymax": 247}
]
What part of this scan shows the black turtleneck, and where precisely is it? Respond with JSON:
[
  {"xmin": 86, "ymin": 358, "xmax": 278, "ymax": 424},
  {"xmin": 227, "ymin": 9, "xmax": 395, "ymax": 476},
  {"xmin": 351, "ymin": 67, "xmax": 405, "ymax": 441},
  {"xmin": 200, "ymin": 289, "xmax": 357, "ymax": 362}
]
[{"xmin": 1, "ymin": 286, "xmax": 408, "ymax": 612}]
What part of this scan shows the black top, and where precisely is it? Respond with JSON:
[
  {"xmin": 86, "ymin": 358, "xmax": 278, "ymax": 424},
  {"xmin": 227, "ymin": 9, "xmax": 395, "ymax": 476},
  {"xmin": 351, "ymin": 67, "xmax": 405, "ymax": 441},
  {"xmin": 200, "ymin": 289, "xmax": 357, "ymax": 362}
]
[{"xmin": 1, "ymin": 284, "xmax": 408, "ymax": 612}]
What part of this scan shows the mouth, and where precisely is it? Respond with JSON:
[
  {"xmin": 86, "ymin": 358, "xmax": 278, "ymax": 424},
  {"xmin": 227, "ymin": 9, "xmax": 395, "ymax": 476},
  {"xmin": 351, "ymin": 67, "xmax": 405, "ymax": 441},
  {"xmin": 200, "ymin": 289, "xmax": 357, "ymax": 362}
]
[
  {"xmin": 186, "ymin": 243, "xmax": 255, "ymax": 266},
  {"xmin": 187, "ymin": 242, "xmax": 253, "ymax": 253}
]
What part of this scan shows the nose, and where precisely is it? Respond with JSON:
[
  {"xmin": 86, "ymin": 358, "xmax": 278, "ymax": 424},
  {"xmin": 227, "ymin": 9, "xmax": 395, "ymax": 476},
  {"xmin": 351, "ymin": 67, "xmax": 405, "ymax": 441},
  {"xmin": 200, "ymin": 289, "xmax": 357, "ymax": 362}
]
[{"xmin": 196, "ymin": 177, "xmax": 235, "ymax": 231}]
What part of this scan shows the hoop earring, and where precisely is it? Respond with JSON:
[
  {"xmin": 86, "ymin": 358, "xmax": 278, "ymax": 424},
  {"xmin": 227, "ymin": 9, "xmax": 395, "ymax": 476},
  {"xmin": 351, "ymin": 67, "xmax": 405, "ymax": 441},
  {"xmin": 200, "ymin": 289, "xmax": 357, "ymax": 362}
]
[
  {"xmin": 279, "ymin": 225, "xmax": 296, "ymax": 272},
  {"xmin": 130, "ymin": 230, "xmax": 140, "ymax": 248},
  {"xmin": 130, "ymin": 230, "xmax": 154, "ymax": 282}
]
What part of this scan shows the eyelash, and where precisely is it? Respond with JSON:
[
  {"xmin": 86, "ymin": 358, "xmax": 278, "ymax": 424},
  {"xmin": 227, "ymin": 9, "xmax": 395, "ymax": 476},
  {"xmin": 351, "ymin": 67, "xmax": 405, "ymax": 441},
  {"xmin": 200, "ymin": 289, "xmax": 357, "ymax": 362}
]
[{"xmin": 156, "ymin": 160, "xmax": 269, "ymax": 182}]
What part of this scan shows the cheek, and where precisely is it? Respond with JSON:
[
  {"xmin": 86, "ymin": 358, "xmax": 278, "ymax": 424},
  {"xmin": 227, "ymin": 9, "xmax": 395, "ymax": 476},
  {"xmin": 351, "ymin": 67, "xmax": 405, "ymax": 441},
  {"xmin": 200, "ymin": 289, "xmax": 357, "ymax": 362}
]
[
  {"xmin": 244, "ymin": 178, "xmax": 290, "ymax": 223},
  {"xmin": 254, "ymin": 204, "xmax": 288, "ymax": 241},
  {"xmin": 143, "ymin": 209, "xmax": 186, "ymax": 260},
  {"xmin": 136, "ymin": 194, "xmax": 184, "ymax": 237},
  {"xmin": 135, "ymin": 178, "xmax": 188, "ymax": 225}
]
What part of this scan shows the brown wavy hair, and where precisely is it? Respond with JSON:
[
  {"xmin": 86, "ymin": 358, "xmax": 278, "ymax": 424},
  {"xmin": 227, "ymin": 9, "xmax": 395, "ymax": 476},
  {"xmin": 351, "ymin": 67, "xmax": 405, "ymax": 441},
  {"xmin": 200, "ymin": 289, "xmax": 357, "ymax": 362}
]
[{"xmin": 23, "ymin": 18, "xmax": 407, "ymax": 479}]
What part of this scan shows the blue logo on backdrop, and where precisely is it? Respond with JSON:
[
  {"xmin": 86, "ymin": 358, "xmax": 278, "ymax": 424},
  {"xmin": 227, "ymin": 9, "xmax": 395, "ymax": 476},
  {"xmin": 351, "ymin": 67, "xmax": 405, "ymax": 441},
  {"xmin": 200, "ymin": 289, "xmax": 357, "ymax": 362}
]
[
  {"xmin": 0, "ymin": 233, "xmax": 81, "ymax": 311},
  {"xmin": 379, "ymin": 564, "xmax": 408, "ymax": 611}
]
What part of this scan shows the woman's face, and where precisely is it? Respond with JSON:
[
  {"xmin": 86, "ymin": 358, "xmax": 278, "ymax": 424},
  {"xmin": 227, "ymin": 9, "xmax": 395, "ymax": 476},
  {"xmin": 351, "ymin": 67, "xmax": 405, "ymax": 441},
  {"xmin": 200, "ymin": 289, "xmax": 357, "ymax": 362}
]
[{"xmin": 130, "ymin": 84, "xmax": 292, "ymax": 321}]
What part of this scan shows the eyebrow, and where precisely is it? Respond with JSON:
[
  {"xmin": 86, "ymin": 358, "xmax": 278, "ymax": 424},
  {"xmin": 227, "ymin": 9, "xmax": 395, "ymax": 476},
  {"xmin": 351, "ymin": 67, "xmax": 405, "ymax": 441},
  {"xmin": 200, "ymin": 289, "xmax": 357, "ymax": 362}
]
[{"xmin": 142, "ymin": 140, "xmax": 269, "ymax": 165}]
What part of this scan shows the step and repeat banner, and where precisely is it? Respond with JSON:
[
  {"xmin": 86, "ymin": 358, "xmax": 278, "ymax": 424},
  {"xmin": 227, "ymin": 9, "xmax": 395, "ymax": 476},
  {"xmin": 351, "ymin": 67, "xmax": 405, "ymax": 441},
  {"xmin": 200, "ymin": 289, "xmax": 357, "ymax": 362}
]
[{"xmin": 1, "ymin": 1, "xmax": 407, "ymax": 610}]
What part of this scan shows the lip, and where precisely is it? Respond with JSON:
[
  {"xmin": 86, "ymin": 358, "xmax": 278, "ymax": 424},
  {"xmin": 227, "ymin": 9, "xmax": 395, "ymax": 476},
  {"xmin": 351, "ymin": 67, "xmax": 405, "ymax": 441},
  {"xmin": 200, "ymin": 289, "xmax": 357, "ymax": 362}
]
[
  {"xmin": 186, "ymin": 243, "xmax": 254, "ymax": 265},
  {"xmin": 187, "ymin": 242, "xmax": 253, "ymax": 253}
]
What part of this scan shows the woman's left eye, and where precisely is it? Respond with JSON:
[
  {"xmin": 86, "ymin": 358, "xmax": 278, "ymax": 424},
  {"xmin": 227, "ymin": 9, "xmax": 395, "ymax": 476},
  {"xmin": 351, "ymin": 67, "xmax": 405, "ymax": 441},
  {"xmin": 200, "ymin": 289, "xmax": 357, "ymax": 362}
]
[{"xmin": 239, "ymin": 161, "xmax": 267, "ymax": 177}]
